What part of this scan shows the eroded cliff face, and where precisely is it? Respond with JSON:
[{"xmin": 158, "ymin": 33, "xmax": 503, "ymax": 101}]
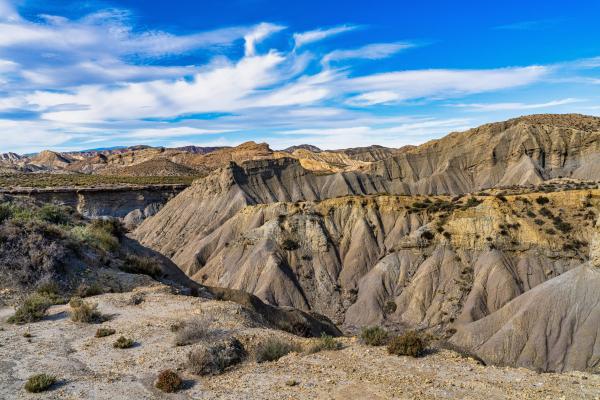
[
  {"xmin": 371, "ymin": 114, "xmax": 600, "ymax": 194},
  {"xmin": 136, "ymin": 167, "xmax": 598, "ymax": 332},
  {"xmin": 1, "ymin": 184, "xmax": 186, "ymax": 221}
]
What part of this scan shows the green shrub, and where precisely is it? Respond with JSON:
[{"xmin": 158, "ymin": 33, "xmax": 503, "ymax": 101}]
[
  {"xmin": 120, "ymin": 255, "xmax": 162, "ymax": 279},
  {"xmin": 113, "ymin": 336, "xmax": 135, "ymax": 349},
  {"xmin": 360, "ymin": 326, "xmax": 389, "ymax": 346},
  {"xmin": 38, "ymin": 204, "xmax": 71, "ymax": 225},
  {"xmin": 35, "ymin": 281, "xmax": 66, "ymax": 304},
  {"xmin": 535, "ymin": 196, "xmax": 550, "ymax": 205},
  {"xmin": 387, "ymin": 331, "xmax": 427, "ymax": 357},
  {"xmin": 95, "ymin": 328, "xmax": 116, "ymax": 338},
  {"xmin": 24, "ymin": 373, "xmax": 56, "ymax": 393},
  {"xmin": 71, "ymin": 224, "xmax": 119, "ymax": 252},
  {"xmin": 7, "ymin": 293, "xmax": 52, "ymax": 324},
  {"xmin": 90, "ymin": 218, "xmax": 125, "ymax": 238},
  {"xmin": 306, "ymin": 333, "xmax": 342, "ymax": 353},
  {"xmin": 464, "ymin": 197, "xmax": 482, "ymax": 208},
  {"xmin": 69, "ymin": 297, "xmax": 104, "ymax": 323},
  {"xmin": 155, "ymin": 370, "xmax": 182, "ymax": 393},
  {"xmin": 255, "ymin": 338, "xmax": 301, "ymax": 363}
]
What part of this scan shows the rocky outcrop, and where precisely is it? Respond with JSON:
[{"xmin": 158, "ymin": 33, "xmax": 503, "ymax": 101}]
[{"xmin": 0, "ymin": 184, "xmax": 187, "ymax": 219}]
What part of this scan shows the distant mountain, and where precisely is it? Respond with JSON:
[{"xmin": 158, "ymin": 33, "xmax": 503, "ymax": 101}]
[{"xmin": 283, "ymin": 144, "xmax": 322, "ymax": 153}]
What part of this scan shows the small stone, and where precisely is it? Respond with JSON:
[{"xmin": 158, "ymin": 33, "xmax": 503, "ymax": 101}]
[{"xmin": 286, "ymin": 379, "xmax": 298, "ymax": 387}]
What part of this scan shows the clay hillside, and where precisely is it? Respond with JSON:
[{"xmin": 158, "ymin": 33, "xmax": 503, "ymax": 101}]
[{"xmin": 2, "ymin": 114, "xmax": 600, "ymax": 399}]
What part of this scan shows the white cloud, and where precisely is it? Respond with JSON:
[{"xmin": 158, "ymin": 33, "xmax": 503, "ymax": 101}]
[
  {"xmin": 323, "ymin": 42, "xmax": 414, "ymax": 65},
  {"xmin": 345, "ymin": 91, "xmax": 401, "ymax": 106},
  {"xmin": 451, "ymin": 98, "xmax": 582, "ymax": 111},
  {"xmin": 293, "ymin": 25, "xmax": 357, "ymax": 48},
  {"xmin": 343, "ymin": 66, "xmax": 548, "ymax": 105},
  {"xmin": 123, "ymin": 127, "xmax": 229, "ymax": 139},
  {"xmin": 244, "ymin": 23, "xmax": 285, "ymax": 56}
]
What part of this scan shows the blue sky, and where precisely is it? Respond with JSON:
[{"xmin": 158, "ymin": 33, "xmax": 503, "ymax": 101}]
[{"xmin": 1, "ymin": 0, "xmax": 600, "ymax": 153}]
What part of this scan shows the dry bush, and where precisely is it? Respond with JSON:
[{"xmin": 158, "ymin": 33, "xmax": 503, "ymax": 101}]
[
  {"xmin": 187, "ymin": 337, "xmax": 245, "ymax": 375},
  {"xmin": 387, "ymin": 331, "xmax": 428, "ymax": 357},
  {"xmin": 360, "ymin": 326, "xmax": 389, "ymax": 346},
  {"xmin": 306, "ymin": 333, "xmax": 342, "ymax": 354},
  {"xmin": 113, "ymin": 336, "xmax": 135, "ymax": 349},
  {"xmin": 155, "ymin": 369, "xmax": 182, "ymax": 393},
  {"xmin": 173, "ymin": 316, "xmax": 213, "ymax": 346},
  {"xmin": 95, "ymin": 328, "xmax": 116, "ymax": 338},
  {"xmin": 68, "ymin": 297, "xmax": 104, "ymax": 323},
  {"xmin": 120, "ymin": 254, "xmax": 162, "ymax": 279}
]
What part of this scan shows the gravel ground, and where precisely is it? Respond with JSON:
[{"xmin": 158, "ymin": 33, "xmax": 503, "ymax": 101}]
[{"xmin": 1, "ymin": 286, "xmax": 599, "ymax": 400}]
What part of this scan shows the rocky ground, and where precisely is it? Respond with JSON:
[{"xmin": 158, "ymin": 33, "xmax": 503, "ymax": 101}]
[{"xmin": 1, "ymin": 285, "xmax": 599, "ymax": 400}]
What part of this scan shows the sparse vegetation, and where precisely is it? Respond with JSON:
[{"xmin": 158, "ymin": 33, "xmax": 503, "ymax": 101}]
[
  {"xmin": 155, "ymin": 370, "xmax": 182, "ymax": 393},
  {"xmin": 255, "ymin": 338, "xmax": 301, "ymax": 363},
  {"xmin": 0, "ymin": 173, "xmax": 195, "ymax": 188},
  {"xmin": 75, "ymin": 282, "xmax": 103, "ymax": 298},
  {"xmin": 120, "ymin": 254, "xmax": 162, "ymax": 278},
  {"xmin": 535, "ymin": 196, "xmax": 550, "ymax": 205},
  {"xmin": 7, "ymin": 293, "xmax": 52, "ymax": 324},
  {"xmin": 360, "ymin": 326, "xmax": 389, "ymax": 346},
  {"xmin": 174, "ymin": 317, "xmax": 212, "ymax": 346},
  {"xmin": 306, "ymin": 333, "xmax": 342, "ymax": 353},
  {"xmin": 68, "ymin": 297, "xmax": 104, "ymax": 323},
  {"xmin": 387, "ymin": 331, "xmax": 428, "ymax": 357},
  {"xmin": 129, "ymin": 292, "xmax": 145, "ymax": 305},
  {"xmin": 95, "ymin": 327, "xmax": 116, "ymax": 337},
  {"xmin": 71, "ymin": 219, "xmax": 122, "ymax": 252},
  {"xmin": 464, "ymin": 197, "xmax": 482, "ymax": 208},
  {"xmin": 113, "ymin": 336, "xmax": 135, "ymax": 349},
  {"xmin": 187, "ymin": 337, "xmax": 246, "ymax": 375},
  {"xmin": 383, "ymin": 300, "xmax": 397, "ymax": 315},
  {"xmin": 24, "ymin": 374, "xmax": 56, "ymax": 393}
]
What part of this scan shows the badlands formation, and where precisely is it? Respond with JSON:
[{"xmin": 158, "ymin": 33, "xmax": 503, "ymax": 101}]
[{"xmin": 1, "ymin": 114, "xmax": 600, "ymax": 398}]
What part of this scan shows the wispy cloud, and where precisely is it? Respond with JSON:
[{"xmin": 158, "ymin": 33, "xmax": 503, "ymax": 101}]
[
  {"xmin": 293, "ymin": 25, "xmax": 357, "ymax": 48},
  {"xmin": 450, "ymin": 98, "xmax": 582, "ymax": 112},
  {"xmin": 244, "ymin": 22, "xmax": 285, "ymax": 56},
  {"xmin": 343, "ymin": 66, "xmax": 548, "ymax": 105},
  {"xmin": 322, "ymin": 42, "xmax": 414, "ymax": 66}
]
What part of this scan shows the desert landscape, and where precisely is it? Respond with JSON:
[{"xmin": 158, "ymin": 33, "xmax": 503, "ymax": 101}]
[
  {"xmin": 2, "ymin": 0, "xmax": 600, "ymax": 398},
  {"xmin": 1, "ymin": 114, "xmax": 600, "ymax": 399}
]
